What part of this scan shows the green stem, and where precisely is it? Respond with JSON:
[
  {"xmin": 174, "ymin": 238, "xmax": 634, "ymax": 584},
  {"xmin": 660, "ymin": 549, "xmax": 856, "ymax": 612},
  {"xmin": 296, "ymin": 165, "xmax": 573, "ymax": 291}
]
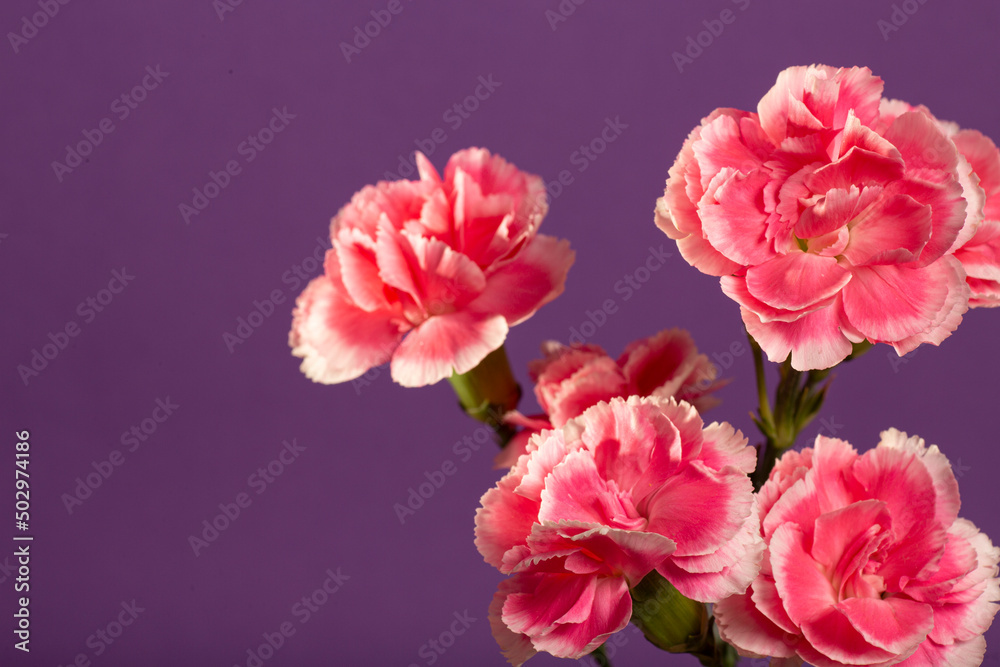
[
  {"xmin": 748, "ymin": 335, "xmax": 834, "ymax": 490},
  {"xmin": 447, "ymin": 345, "xmax": 521, "ymax": 446},
  {"xmin": 749, "ymin": 334, "xmax": 773, "ymax": 430},
  {"xmin": 751, "ymin": 441, "xmax": 779, "ymax": 491}
]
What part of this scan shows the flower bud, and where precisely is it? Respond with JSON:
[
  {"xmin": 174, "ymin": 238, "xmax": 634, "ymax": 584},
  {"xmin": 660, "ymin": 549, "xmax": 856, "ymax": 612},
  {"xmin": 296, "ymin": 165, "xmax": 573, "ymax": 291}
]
[{"xmin": 629, "ymin": 572, "xmax": 737, "ymax": 667}]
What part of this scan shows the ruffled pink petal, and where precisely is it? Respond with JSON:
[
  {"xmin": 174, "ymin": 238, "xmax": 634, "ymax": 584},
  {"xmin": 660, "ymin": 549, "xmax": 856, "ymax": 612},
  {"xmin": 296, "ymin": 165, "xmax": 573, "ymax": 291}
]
[
  {"xmin": 722, "ymin": 276, "xmax": 830, "ymax": 324},
  {"xmin": 489, "ymin": 578, "xmax": 537, "ymax": 667},
  {"xmin": 407, "ymin": 184, "xmax": 453, "ymax": 241},
  {"xmin": 763, "ymin": 436, "xmax": 862, "ymax": 540},
  {"xmin": 502, "ymin": 572, "xmax": 631, "ymax": 659},
  {"xmin": 842, "ymin": 193, "xmax": 933, "ymax": 266},
  {"xmin": 758, "ymin": 447, "xmax": 814, "ymax": 522},
  {"xmin": 659, "ymin": 498, "xmax": 763, "ymax": 601},
  {"xmin": 808, "ymin": 435, "xmax": 863, "ymax": 513},
  {"xmin": 956, "ymin": 219, "xmax": 1000, "ymax": 282},
  {"xmin": 658, "ymin": 118, "xmax": 714, "ymax": 234},
  {"xmin": 875, "ymin": 429, "xmax": 961, "ymax": 529},
  {"xmin": 832, "ymin": 110, "xmax": 902, "ymax": 162},
  {"xmin": 953, "ymin": 129, "xmax": 1000, "ymax": 219},
  {"xmin": 538, "ymin": 356, "xmax": 626, "ymax": 428},
  {"xmin": 884, "ymin": 111, "xmax": 969, "ymax": 264},
  {"xmin": 946, "ymin": 154, "xmax": 986, "ymax": 254},
  {"xmin": 886, "ymin": 109, "xmax": 959, "ymax": 174},
  {"xmin": 756, "ymin": 66, "xmax": 825, "ymax": 146},
  {"xmin": 618, "ymin": 327, "xmax": 697, "ymax": 396},
  {"xmin": 444, "ymin": 148, "xmax": 548, "ymax": 266},
  {"xmin": 837, "ymin": 597, "xmax": 933, "ymax": 655},
  {"xmin": 515, "ymin": 428, "xmax": 579, "ymax": 503},
  {"xmin": 852, "ymin": 437, "xmax": 955, "ymax": 553},
  {"xmin": 538, "ymin": 451, "xmax": 645, "ymax": 531},
  {"xmin": 289, "ymin": 274, "xmax": 406, "ymax": 384},
  {"xmin": 674, "ymin": 231, "xmax": 744, "ymax": 276},
  {"xmin": 698, "ymin": 421, "xmax": 757, "ymax": 475},
  {"xmin": 572, "ymin": 397, "xmax": 685, "ymax": 503},
  {"xmin": 947, "ymin": 519, "xmax": 1000, "ymax": 596},
  {"xmin": 809, "ymin": 500, "xmax": 893, "ymax": 583},
  {"xmin": 745, "ymin": 252, "xmax": 851, "ymax": 311},
  {"xmin": 450, "ymin": 168, "xmax": 518, "ymax": 263},
  {"xmin": 968, "ymin": 278, "xmax": 1000, "ymax": 307},
  {"xmin": 889, "ymin": 256, "xmax": 969, "ymax": 355},
  {"xmin": 475, "ymin": 460, "xmax": 542, "ymax": 571},
  {"xmin": 502, "ymin": 570, "xmax": 597, "ymax": 639},
  {"xmin": 643, "ymin": 460, "xmax": 753, "ymax": 557},
  {"xmin": 530, "ymin": 576, "xmax": 631, "ymax": 659},
  {"xmin": 527, "ymin": 521, "xmax": 677, "ymax": 585},
  {"xmin": 335, "ymin": 228, "xmax": 391, "ymax": 311},
  {"xmin": 656, "ymin": 174, "xmax": 698, "ymax": 239},
  {"xmin": 841, "ymin": 263, "xmax": 952, "ymax": 342},
  {"xmin": 955, "ymin": 215, "xmax": 1000, "ymax": 306},
  {"xmin": 770, "ymin": 523, "xmax": 838, "ymax": 628},
  {"xmin": 390, "ymin": 310, "xmax": 507, "ymax": 387},
  {"xmin": 926, "ymin": 588, "xmax": 1000, "ymax": 646},
  {"xmin": 795, "ymin": 184, "xmax": 880, "ymax": 240},
  {"xmin": 376, "ymin": 225, "xmax": 486, "ymax": 312},
  {"xmin": 742, "ymin": 298, "xmax": 853, "ymax": 371},
  {"xmin": 470, "ymin": 234, "xmax": 574, "ymax": 326},
  {"xmin": 825, "ymin": 66, "xmax": 884, "ymax": 129},
  {"xmin": 698, "ymin": 169, "xmax": 774, "ymax": 266},
  {"xmin": 715, "ymin": 586, "xmax": 800, "ymax": 659},
  {"xmin": 894, "ymin": 636, "xmax": 987, "ymax": 667},
  {"xmin": 692, "ymin": 112, "xmax": 767, "ymax": 182},
  {"xmin": 751, "ymin": 575, "xmax": 799, "ymax": 635},
  {"xmin": 923, "ymin": 520, "xmax": 1000, "ymax": 643},
  {"xmin": 799, "ymin": 605, "xmax": 898, "ymax": 666},
  {"xmin": 332, "ymin": 179, "xmax": 432, "ymax": 239},
  {"xmin": 805, "ymin": 144, "xmax": 906, "ymax": 195},
  {"xmin": 761, "ymin": 470, "xmax": 822, "ymax": 544}
]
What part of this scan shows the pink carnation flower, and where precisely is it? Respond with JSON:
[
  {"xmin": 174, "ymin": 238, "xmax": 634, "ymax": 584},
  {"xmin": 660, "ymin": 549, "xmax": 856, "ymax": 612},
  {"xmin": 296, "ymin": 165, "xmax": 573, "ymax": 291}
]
[
  {"xmin": 476, "ymin": 396, "xmax": 762, "ymax": 664},
  {"xmin": 290, "ymin": 148, "xmax": 574, "ymax": 387},
  {"xmin": 657, "ymin": 65, "xmax": 984, "ymax": 370},
  {"xmin": 495, "ymin": 329, "xmax": 726, "ymax": 467},
  {"xmin": 715, "ymin": 430, "xmax": 1000, "ymax": 667}
]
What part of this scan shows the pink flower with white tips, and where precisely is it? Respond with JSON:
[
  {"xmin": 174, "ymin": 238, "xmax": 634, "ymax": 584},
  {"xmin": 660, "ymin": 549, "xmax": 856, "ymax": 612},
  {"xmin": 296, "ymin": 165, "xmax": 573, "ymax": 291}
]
[
  {"xmin": 290, "ymin": 148, "xmax": 574, "ymax": 387},
  {"xmin": 476, "ymin": 396, "xmax": 762, "ymax": 664},
  {"xmin": 656, "ymin": 65, "xmax": 984, "ymax": 370},
  {"xmin": 715, "ymin": 430, "xmax": 1000, "ymax": 667}
]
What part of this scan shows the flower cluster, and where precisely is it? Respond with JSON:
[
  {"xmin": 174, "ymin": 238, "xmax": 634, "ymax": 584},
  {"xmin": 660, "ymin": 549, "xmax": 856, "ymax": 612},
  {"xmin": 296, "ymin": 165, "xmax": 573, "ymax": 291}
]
[
  {"xmin": 293, "ymin": 64, "xmax": 1000, "ymax": 667},
  {"xmin": 476, "ymin": 397, "xmax": 762, "ymax": 663},
  {"xmin": 290, "ymin": 148, "xmax": 573, "ymax": 388},
  {"xmin": 656, "ymin": 64, "xmax": 1000, "ymax": 370}
]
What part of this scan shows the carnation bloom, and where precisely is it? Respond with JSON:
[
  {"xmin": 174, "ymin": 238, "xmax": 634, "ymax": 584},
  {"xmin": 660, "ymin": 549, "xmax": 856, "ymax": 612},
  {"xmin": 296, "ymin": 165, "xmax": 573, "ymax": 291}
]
[
  {"xmin": 476, "ymin": 396, "xmax": 762, "ymax": 664},
  {"xmin": 290, "ymin": 148, "xmax": 574, "ymax": 387},
  {"xmin": 656, "ymin": 65, "xmax": 983, "ymax": 370},
  {"xmin": 496, "ymin": 329, "xmax": 726, "ymax": 467},
  {"xmin": 715, "ymin": 430, "xmax": 1000, "ymax": 667}
]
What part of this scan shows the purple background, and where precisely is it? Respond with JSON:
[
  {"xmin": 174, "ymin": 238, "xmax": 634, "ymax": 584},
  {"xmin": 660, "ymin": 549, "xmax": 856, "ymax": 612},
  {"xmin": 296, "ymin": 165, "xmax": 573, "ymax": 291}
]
[{"xmin": 2, "ymin": 1, "xmax": 1000, "ymax": 665}]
